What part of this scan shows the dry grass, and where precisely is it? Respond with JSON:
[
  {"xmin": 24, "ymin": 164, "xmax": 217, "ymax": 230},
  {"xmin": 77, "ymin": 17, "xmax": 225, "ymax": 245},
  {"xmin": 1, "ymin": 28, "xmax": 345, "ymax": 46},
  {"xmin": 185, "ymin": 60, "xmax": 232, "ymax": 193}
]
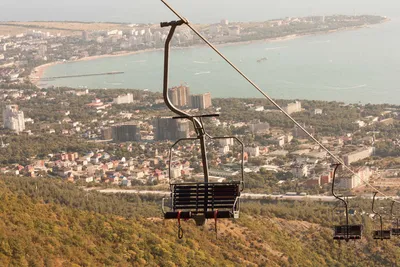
[
  {"xmin": 0, "ymin": 24, "xmax": 75, "ymax": 36},
  {"xmin": 0, "ymin": 25, "xmax": 30, "ymax": 36}
]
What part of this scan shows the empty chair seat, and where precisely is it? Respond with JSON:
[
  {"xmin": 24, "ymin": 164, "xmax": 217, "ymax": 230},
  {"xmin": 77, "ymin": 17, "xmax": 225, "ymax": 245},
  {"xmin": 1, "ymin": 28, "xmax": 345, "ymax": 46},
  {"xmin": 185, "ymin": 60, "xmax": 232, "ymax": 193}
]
[
  {"xmin": 164, "ymin": 182, "xmax": 241, "ymax": 220},
  {"xmin": 333, "ymin": 225, "xmax": 363, "ymax": 240},
  {"xmin": 373, "ymin": 230, "xmax": 391, "ymax": 239},
  {"xmin": 391, "ymin": 228, "xmax": 400, "ymax": 236}
]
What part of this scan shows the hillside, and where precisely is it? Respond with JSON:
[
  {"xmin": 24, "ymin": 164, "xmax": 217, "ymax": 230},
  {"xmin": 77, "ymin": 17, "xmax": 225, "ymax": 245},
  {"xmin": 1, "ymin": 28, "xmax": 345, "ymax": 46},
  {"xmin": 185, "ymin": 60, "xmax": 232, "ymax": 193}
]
[
  {"xmin": 0, "ymin": 22, "xmax": 133, "ymax": 36},
  {"xmin": 0, "ymin": 176, "xmax": 399, "ymax": 266}
]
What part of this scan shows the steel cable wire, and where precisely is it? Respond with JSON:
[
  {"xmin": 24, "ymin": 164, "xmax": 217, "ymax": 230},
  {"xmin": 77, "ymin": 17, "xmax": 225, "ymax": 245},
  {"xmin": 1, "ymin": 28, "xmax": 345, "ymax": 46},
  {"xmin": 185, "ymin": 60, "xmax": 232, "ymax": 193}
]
[{"xmin": 160, "ymin": 0, "xmax": 399, "ymax": 203}]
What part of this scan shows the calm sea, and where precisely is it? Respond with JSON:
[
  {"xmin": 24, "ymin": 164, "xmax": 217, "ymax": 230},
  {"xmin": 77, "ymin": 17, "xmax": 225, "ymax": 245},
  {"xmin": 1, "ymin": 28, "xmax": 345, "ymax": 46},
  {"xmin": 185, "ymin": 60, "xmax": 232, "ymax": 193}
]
[{"xmin": 42, "ymin": 19, "xmax": 400, "ymax": 104}]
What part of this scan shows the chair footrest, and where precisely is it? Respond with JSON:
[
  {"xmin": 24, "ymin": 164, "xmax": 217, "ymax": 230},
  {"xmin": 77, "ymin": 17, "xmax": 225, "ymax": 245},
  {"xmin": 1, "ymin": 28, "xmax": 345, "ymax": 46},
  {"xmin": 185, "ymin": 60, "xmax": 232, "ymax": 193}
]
[
  {"xmin": 333, "ymin": 235, "xmax": 361, "ymax": 240},
  {"xmin": 164, "ymin": 211, "xmax": 192, "ymax": 219},
  {"xmin": 164, "ymin": 210, "xmax": 236, "ymax": 219},
  {"xmin": 204, "ymin": 211, "xmax": 231, "ymax": 219}
]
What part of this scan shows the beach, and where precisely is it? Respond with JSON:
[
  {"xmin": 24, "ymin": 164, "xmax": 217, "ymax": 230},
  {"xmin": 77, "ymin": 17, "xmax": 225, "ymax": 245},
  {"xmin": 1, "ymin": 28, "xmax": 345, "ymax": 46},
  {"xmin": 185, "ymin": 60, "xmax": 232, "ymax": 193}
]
[{"xmin": 29, "ymin": 48, "xmax": 163, "ymax": 86}]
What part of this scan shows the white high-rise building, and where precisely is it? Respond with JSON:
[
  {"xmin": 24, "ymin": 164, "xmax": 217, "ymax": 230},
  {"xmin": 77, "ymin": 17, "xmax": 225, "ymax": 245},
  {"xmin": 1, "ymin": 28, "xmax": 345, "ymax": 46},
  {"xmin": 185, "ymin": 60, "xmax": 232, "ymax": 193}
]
[
  {"xmin": 38, "ymin": 44, "xmax": 47, "ymax": 57},
  {"xmin": 283, "ymin": 101, "xmax": 302, "ymax": 114},
  {"xmin": 219, "ymin": 138, "xmax": 234, "ymax": 146},
  {"xmin": 220, "ymin": 19, "xmax": 229, "ymax": 25},
  {"xmin": 144, "ymin": 28, "xmax": 153, "ymax": 43},
  {"xmin": 3, "ymin": 105, "xmax": 25, "ymax": 133},
  {"xmin": 245, "ymin": 146, "xmax": 260, "ymax": 157},
  {"xmin": 339, "ymin": 166, "xmax": 372, "ymax": 189},
  {"xmin": 113, "ymin": 93, "xmax": 134, "ymax": 105}
]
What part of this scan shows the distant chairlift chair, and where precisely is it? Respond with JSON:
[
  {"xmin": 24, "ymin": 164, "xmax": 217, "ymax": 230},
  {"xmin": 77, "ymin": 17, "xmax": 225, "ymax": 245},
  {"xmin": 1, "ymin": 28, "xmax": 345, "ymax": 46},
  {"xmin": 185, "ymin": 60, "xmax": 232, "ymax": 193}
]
[
  {"xmin": 391, "ymin": 201, "xmax": 400, "ymax": 236},
  {"xmin": 331, "ymin": 164, "xmax": 363, "ymax": 241},
  {"xmin": 160, "ymin": 19, "xmax": 245, "ymax": 239},
  {"xmin": 371, "ymin": 192, "xmax": 391, "ymax": 240}
]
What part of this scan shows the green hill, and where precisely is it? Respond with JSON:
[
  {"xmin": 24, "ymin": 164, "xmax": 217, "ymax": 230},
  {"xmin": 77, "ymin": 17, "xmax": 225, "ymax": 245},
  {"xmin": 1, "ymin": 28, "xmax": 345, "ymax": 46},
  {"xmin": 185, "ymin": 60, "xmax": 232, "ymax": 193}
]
[{"xmin": 0, "ymin": 176, "xmax": 399, "ymax": 266}]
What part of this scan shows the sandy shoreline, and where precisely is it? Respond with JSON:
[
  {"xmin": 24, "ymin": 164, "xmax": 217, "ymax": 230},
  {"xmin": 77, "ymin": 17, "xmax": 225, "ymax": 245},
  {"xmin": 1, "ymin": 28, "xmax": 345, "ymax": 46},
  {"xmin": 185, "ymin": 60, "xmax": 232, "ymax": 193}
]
[
  {"xmin": 30, "ymin": 22, "xmax": 387, "ymax": 86},
  {"xmin": 29, "ymin": 48, "xmax": 163, "ymax": 85}
]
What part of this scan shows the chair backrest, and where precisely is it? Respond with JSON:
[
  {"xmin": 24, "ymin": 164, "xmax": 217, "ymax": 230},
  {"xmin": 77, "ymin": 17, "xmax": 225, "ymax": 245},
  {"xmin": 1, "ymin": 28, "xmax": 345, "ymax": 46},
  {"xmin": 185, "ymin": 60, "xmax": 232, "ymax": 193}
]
[
  {"xmin": 334, "ymin": 225, "xmax": 363, "ymax": 240},
  {"xmin": 373, "ymin": 230, "xmax": 391, "ymax": 239},
  {"xmin": 392, "ymin": 228, "xmax": 400, "ymax": 236},
  {"xmin": 172, "ymin": 182, "xmax": 240, "ymax": 214}
]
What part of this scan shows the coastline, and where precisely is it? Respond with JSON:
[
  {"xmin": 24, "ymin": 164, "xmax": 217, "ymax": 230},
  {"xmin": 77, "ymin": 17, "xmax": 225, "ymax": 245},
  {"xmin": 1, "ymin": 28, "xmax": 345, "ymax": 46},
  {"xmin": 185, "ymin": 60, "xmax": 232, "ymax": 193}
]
[
  {"xmin": 30, "ymin": 21, "xmax": 389, "ymax": 86},
  {"xmin": 29, "ymin": 48, "xmax": 163, "ymax": 86}
]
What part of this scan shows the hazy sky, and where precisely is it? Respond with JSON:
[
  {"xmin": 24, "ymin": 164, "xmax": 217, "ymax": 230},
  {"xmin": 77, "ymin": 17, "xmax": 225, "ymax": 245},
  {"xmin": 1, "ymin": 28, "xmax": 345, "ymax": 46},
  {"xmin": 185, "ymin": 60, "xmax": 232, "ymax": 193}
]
[{"xmin": 0, "ymin": 0, "xmax": 399, "ymax": 23}]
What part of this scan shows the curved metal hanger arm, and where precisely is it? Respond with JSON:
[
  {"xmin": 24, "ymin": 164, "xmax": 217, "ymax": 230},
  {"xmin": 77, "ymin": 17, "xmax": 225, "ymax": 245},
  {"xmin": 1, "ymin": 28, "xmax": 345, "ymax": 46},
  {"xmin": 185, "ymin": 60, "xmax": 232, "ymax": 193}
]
[
  {"xmin": 372, "ymin": 191, "xmax": 384, "ymax": 240},
  {"xmin": 391, "ymin": 200, "xmax": 395, "ymax": 218},
  {"xmin": 161, "ymin": 19, "xmax": 210, "ymax": 187},
  {"xmin": 391, "ymin": 200, "xmax": 399, "ymax": 231},
  {"xmin": 331, "ymin": 163, "xmax": 349, "ymax": 230},
  {"xmin": 161, "ymin": 20, "xmax": 202, "ymax": 130}
]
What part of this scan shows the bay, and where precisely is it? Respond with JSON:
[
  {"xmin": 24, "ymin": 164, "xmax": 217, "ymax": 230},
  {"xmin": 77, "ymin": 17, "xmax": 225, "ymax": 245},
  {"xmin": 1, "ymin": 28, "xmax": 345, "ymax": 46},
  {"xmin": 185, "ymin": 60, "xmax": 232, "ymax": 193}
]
[{"xmin": 42, "ymin": 19, "xmax": 400, "ymax": 104}]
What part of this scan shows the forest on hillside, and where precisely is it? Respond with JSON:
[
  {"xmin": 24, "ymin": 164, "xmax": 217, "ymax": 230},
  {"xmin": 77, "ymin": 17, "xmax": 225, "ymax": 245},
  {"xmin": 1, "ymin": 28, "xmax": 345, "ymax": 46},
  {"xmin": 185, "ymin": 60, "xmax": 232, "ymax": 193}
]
[{"xmin": 0, "ymin": 176, "xmax": 400, "ymax": 266}]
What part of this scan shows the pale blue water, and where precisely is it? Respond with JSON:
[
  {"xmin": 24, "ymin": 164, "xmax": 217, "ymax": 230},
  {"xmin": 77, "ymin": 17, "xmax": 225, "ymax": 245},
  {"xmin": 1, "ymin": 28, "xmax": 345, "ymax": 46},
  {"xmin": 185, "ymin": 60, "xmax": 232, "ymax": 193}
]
[{"xmin": 42, "ymin": 19, "xmax": 400, "ymax": 104}]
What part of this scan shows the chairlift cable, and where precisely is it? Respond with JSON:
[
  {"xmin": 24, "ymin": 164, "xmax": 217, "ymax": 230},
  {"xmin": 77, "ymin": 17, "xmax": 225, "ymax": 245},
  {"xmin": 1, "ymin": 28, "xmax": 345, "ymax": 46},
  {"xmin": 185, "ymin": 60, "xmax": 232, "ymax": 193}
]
[{"xmin": 160, "ymin": 0, "xmax": 400, "ymax": 204}]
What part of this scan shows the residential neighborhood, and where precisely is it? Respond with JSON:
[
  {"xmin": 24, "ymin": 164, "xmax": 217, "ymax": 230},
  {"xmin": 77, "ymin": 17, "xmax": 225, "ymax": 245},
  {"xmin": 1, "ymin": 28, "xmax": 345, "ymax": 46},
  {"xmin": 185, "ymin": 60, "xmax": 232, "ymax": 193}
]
[{"xmin": 1, "ymin": 86, "xmax": 399, "ymax": 196}]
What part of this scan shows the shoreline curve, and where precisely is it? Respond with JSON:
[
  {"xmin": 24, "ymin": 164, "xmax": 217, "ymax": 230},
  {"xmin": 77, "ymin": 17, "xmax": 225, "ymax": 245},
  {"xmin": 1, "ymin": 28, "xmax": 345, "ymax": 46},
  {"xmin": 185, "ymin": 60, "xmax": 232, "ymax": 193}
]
[{"xmin": 30, "ymin": 20, "xmax": 389, "ymax": 87}]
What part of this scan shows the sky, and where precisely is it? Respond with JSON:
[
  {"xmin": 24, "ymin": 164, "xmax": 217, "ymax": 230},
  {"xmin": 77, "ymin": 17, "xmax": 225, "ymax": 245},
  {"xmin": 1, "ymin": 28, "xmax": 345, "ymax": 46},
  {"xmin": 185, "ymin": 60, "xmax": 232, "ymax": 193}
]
[{"xmin": 0, "ymin": 0, "xmax": 399, "ymax": 23}]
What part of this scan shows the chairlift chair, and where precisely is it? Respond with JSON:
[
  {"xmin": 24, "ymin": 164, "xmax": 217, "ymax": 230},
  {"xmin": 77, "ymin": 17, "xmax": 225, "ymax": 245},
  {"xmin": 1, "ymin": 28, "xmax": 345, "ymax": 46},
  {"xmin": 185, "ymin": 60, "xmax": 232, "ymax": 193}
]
[
  {"xmin": 331, "ymin": 164, "xmax": 363, "ymax": 241},
  {"xmin": 334, "ymin": 225, "xmax": 363, "ymax": 241},
  {"xmin": 371, "ymin": 192, "xmax": 391, "ymax": 240},
  {"xmin": 390, "ymin": 201, "xmax": 400, "ymax": 236},
  {"xmin": 373, "ymin": 229, "xmax": 391, "ymax": 240},
  {"xmin": 159, "ymin": 19, "xmax": 245, "ymax": 238},
  {"xmin": 391, "ymin": 225, "xmax": 400, "ymax": 236}
]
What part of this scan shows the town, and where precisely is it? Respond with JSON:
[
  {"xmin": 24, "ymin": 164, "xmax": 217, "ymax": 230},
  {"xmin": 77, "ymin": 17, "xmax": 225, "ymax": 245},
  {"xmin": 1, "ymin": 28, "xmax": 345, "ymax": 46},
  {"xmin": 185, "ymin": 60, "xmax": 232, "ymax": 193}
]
[
  {"xmin": 0, "ymin": 84, "xmax": 399, "ymax": 197},
  {"xmin": 0, "ymin": 14, "xmax": 397, "ymax": 197}
]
